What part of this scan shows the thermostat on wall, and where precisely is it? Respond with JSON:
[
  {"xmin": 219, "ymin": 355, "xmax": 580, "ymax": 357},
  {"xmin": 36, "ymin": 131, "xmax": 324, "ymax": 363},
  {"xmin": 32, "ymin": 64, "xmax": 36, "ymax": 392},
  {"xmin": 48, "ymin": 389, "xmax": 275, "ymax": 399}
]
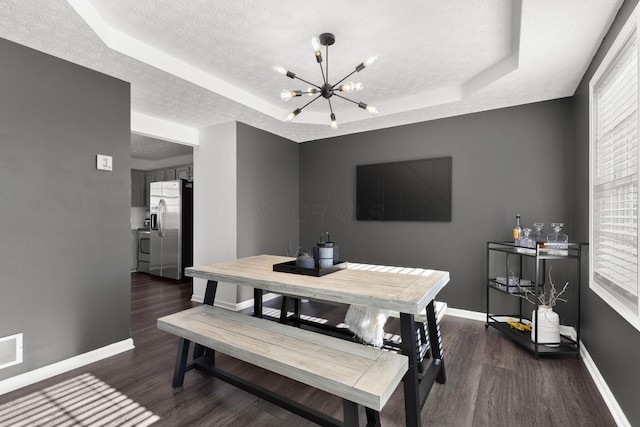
[{"xmin": 96, "ymin": 154, "xmax": 113, "ymax": 171}]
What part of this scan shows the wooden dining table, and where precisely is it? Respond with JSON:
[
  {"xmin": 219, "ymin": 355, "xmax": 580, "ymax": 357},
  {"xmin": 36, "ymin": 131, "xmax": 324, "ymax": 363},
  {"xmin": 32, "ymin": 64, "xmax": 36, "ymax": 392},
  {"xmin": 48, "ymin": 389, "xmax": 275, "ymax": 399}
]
[{"xmin": 185, "ymin": 254, "xmax": 450, "ymax": 427}]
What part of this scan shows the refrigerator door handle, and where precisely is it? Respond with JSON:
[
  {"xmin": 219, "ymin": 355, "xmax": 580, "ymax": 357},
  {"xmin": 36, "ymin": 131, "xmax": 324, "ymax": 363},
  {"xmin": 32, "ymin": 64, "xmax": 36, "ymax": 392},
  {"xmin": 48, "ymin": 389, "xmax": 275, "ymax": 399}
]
[{"xmin": 158, "ymin": 198, "xmax": 166, "ymax": 238}]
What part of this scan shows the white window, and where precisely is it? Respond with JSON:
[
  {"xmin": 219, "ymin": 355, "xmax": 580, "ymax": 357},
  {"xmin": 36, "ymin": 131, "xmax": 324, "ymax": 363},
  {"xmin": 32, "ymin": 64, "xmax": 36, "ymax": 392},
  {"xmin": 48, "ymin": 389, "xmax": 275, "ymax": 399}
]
[{"xmin": 590, "ymin": 4, "xmax": 640, "ymax": 332}]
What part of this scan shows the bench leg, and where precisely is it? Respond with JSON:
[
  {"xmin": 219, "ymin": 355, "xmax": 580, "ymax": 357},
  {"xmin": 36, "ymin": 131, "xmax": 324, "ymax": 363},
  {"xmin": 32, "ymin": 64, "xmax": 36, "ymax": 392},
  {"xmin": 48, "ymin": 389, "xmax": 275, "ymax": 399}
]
[
  {"xmin": 425, "ymin": 300, "xmax": 446, "ymax": 384},
  {"xmin": 172, "ymin": 338, "xmax": 191, "ymax": 392},
  {"xmin": 416, "ymin": 322, "xmax": 430, "ymax": 375},
  {"xmin": 294, "ymin": 297, "xmax": 301, "ymax": 317},
  {"xmin": 419, "ymin": 321, "xmax": 431, "ymax": 359},
  {"xmin": 193, "ymin": 345, "xmax": 215, "ymax": 367},
  {"xmin": 279, "ymin": 296, "xmax": 302, "ymax": 325},
  {"xmin": 279, "ymin": 296, "xmax": 289, "ymax": 322},
  {"xmin": 343, "ymin": 400, "xmax": 359, "ymax": 427},
  {"xmin": 194, "ymin": 280, "xmax": 218, "ymax": 359}
]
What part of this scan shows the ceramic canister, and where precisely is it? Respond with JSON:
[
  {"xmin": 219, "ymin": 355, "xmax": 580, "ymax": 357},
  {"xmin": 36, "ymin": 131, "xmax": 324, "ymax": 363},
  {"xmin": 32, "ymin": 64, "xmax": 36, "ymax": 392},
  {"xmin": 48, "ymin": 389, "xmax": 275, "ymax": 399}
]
[
  {"xmin": 296, "ymin": 252, "xmax": 315, "ymax": 269},
  {"xmin": 314, "ymin": 232, "xmax": 335, "ymax": 268}
]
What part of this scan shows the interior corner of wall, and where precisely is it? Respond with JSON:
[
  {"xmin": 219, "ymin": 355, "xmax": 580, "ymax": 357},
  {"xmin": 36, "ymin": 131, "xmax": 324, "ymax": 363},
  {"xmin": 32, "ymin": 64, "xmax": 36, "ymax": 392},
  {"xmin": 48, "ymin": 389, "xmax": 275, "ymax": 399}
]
[{"xmin": 191, "ymin": 278, "xmax": 206, "ymax": 303}]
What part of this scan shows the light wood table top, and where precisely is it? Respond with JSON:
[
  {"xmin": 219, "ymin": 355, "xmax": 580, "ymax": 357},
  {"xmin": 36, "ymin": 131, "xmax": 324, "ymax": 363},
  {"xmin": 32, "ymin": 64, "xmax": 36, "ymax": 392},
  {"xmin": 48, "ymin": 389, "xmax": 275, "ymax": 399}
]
[{"xmin": 185, "ymin": 254, "xmax": 450, "ymax": 315}]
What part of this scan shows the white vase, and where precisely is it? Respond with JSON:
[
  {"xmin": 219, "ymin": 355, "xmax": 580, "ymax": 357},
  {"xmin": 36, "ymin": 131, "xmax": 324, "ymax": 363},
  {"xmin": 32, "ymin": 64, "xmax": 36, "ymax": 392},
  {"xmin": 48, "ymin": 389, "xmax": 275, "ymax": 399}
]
[{"xmin": 531, "ymin": 305, "xmax": 560, "ymax": 347}]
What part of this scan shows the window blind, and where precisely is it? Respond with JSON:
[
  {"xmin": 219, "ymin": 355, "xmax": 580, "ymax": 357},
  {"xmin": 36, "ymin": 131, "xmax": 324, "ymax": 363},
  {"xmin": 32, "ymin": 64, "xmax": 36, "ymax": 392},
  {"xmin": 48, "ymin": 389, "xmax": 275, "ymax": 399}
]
[{"xmin": 593, "ymin": 31, "xmax": 639, "ymax": 313}]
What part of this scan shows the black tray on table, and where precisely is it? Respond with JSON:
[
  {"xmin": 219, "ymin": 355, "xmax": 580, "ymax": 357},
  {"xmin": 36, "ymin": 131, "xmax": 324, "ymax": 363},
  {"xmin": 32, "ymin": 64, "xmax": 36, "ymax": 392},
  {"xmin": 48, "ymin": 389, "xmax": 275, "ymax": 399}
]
[{"xmin": 272, "ymin": 260, "xmax": 347, "ymax": 277}]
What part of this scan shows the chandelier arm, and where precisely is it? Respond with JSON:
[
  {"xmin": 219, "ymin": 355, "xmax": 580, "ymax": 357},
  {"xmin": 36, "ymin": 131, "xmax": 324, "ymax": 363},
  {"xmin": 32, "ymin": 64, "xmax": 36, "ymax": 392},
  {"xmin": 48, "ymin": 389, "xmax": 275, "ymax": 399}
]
[
  {"xmin": 317, "ymin": 61, "xmax": 327, "ymax": 85},
  {"xmin": 327, "ymin": 97, "xmax": 335, "ymax": 114},
  {"xmin": 298, "ymin": 94, "xmax": 323, "ymax": 112},
  {"xmin": 333, "ymin": 69, "xmax": 358, "ymax": 88},
  {"xmin": 293, "ymin": 75, "xmax": 322, "ymax": 89},
  {"xmin": 332, "ymin": 93, "xmax": 362, "ymax": 105}
]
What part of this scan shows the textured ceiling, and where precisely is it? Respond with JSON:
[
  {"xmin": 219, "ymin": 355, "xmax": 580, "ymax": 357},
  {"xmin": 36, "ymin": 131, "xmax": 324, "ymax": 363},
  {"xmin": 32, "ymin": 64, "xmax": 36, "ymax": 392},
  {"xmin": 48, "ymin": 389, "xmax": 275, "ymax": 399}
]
[
  {"xmin": 0, "ymin": 0, "xmax": 624, "ymax": 159},
  {"xmin": 131, "ymin": 134, "xmax": 192, "ymax": 161}
]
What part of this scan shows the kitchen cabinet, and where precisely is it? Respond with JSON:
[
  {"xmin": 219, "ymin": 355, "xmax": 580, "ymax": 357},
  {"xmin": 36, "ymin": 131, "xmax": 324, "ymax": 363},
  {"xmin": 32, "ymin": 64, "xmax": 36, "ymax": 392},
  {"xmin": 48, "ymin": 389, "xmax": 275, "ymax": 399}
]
[
  {"xmin": 131, "ymin": 170, "xmax": 146, "ymax": 207},
  {"xmin": 485, "ymin": 241, "xmax": 582, "ymax": 358},
  {"xmin": 145, "ymin": 171, "xmax": 154, "ymax": 187},
  {"xmin": 145, "ymin": 165, "xmax": 193, "ymax": 183},
  {"xmin": 176, "ymin": 165, "xmax": 193, "ymax": 180}
]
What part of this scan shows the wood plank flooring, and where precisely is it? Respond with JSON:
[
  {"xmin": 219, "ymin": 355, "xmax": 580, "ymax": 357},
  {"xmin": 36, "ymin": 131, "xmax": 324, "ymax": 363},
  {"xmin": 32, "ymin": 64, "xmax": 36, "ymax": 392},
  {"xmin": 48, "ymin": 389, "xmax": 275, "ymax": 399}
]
[{"xmin": 0, "ymin": 273, "xmax": 616, "ymax": 426}]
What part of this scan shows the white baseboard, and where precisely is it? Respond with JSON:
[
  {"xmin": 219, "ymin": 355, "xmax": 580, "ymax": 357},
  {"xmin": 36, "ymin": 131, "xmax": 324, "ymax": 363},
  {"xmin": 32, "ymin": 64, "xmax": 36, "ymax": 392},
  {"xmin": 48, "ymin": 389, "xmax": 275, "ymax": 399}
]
[
  {"xmin": 192, "ymin": 292, "xmax": 280, "ymax": 312},
  {"xmin": 444, "ymin": 306, "xmax": 486, "ymax": 322},
  {"xmin": 0, "ymin": 338, "xmax": 134, "ymax": 396},
  {"xmin": 580, "ymin": 343, "xmax": 631, "ymax": 427},
  {"xmin": 445, "ymin": 307, "xmax": 630, "ymax": 427}
]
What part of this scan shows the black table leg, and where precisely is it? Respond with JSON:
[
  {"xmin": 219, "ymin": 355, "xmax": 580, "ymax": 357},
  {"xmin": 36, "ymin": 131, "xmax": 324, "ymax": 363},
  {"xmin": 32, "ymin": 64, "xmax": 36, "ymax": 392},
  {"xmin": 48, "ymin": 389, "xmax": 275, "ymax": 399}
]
[
  {"xmin": 203, "ymin": 280, "xmax": 218, "ymax": 305},
  {"xmin": 342, "ymin": 400, "xmax": 359, "ymax": 426},
  {"xmin": 365, "ymin": 407, "xmax": 381, "ymax": 426},
  {"xmin": 400, "ymin": 313, "xmax": 421, "ymax": 427},
  {"xmin": 254, "ymin": 288, "xmax": 263, "ymax": 318}
]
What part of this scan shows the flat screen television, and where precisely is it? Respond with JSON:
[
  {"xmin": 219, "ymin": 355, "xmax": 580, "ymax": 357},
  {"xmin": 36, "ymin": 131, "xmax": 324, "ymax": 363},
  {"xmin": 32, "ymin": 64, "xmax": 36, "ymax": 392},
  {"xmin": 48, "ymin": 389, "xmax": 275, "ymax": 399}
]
[{"xmin": 356, "ymin": 156, "xmax": 452, "ymax": 221}]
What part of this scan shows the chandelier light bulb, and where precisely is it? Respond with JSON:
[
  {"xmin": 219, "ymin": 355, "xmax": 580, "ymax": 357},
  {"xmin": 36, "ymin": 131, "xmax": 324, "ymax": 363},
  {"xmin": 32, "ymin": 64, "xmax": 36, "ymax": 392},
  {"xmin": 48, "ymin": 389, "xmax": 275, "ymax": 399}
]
[
  {"xmin": 363, "ymin": 55, "xmax": 379, "ymax": 67},
  {"xmin": 273, "ymin": 65, "xmax": 295, "ymax": 79},
  {"xmin": 284, "ymin": 108, "xmax": 301, "ymax": 122},
  {"xmin": 340, "ymin": 82, "xmax": 355, "ymax": 92},
  {"xmin": 306, "ymin": 87, "xmax": 318, "ymax": 96},
  {"xmin": 358, "ymin": 102, "xmax": 379, "ymax": 115},
  {"xmin": 356, "ymin": 55, "xmax": 379, "ymax": 72},
  {"xmin": 311, "ymin": 36, "xmax": 321, "ymax": 53},
  {"xmin": 330, "ymin": 113, "xmax": 338, "ymax": 130},
  {"xmin": 339, "ymin": 82, "xmax": 364, "ymax": 93},
  {"xmin": 366, "ymin": 105, "xmax": 379, "ymax": 115},
  {"xmin": 280, "ymin": 90, "xmax": 302, "ymax": 101}
]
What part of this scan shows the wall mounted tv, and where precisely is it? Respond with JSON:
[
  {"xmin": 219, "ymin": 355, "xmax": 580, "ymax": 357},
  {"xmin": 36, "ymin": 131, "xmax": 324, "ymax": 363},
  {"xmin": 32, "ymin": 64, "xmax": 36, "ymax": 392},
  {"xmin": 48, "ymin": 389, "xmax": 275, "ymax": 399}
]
[{"xmin": 356, "ymin": 156, "xmax": 452, "ymax": 222}]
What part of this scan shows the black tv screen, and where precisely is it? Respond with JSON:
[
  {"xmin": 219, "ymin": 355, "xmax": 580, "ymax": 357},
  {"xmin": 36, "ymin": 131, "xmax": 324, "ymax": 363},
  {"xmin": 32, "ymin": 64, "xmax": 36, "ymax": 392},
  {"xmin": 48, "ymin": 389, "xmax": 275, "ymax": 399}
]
[{"xmin": 356, "ymin": 157, "xmax": 452, "ymax": 221}]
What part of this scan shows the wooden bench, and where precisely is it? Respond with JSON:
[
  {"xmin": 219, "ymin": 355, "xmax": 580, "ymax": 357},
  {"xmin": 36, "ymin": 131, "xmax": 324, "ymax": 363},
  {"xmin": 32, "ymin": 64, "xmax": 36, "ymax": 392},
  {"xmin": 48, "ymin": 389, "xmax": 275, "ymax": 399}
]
[
  {"xmin": 276, "ymin": 297, "xmax": 447, "ymax": 368},
  {"xmin": 158, "ymin": 305, "xmax": 408, "ymax": 426}
]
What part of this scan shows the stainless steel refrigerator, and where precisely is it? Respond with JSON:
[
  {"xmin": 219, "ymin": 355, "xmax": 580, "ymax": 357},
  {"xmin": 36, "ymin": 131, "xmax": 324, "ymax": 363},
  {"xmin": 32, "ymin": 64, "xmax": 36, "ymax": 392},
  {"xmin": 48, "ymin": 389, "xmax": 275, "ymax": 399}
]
[{"xmin": 149, "ymin": 180, "xmax": 193, "ymax": 280}]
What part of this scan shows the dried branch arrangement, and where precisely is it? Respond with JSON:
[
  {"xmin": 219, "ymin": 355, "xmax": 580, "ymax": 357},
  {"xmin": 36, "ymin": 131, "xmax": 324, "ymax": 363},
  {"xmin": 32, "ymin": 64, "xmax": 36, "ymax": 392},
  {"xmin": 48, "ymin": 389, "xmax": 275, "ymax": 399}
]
[{"xmin": 515, "ymin": 266, "xmax": 569, "ymax": 307}]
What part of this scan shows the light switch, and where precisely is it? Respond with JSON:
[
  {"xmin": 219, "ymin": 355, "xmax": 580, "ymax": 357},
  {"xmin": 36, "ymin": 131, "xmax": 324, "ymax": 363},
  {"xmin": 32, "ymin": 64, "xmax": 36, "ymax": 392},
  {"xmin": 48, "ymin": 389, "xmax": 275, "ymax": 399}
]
[{"xmin": 96, "ymin": 154, "xmax": 113, "ymax": 171}]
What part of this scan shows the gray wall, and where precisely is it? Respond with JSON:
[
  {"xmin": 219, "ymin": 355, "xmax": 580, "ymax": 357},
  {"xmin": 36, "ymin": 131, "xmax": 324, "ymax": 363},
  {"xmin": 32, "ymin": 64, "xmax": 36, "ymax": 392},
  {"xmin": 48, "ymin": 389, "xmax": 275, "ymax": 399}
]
[
  {"xmin": 0, "ymin": 38, "xmax": 131, "ymax": 380},
  {"xmin": 572, "ymin": 1, "xmax": 640, "ymax": 425},
  {"xmin": 236, "ymin": 122, "xmax": 299, "ymax": 301},
  {"xmin": 299, "ymin": 99, "xmax": 575, "ymax": 312}
]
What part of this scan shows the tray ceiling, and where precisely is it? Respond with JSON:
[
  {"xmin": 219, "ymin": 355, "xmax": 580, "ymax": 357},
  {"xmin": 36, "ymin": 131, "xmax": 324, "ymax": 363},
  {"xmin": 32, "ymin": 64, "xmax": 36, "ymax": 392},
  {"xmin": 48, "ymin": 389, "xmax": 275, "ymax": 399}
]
[{"xmin": 0, "ymin": 0, "xmax": 624, "ymax": 157}]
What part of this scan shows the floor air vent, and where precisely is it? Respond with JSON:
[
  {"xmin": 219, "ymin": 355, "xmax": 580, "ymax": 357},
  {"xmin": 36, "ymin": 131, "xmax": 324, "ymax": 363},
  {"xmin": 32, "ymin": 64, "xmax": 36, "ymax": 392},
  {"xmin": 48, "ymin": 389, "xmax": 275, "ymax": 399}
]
[{"xmin": 0, "ymin": 333, "xmax": 23, "ymax": 370}]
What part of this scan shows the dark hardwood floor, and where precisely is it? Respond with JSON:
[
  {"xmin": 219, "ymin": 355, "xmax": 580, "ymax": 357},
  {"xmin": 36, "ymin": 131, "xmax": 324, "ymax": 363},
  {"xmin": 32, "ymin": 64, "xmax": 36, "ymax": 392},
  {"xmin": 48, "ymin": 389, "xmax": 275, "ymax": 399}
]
[{"xmin": 0, "ymin": 273, "xmax": 616, "ymax": 426}]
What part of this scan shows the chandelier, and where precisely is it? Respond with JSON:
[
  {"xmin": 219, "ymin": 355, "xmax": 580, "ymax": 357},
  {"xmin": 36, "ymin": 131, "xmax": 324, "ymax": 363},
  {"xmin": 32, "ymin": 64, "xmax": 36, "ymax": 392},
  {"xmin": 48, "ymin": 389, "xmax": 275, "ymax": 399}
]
[{"xmin": 274, "ymin": 33, "xmax": 379, "ymax": 129}]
